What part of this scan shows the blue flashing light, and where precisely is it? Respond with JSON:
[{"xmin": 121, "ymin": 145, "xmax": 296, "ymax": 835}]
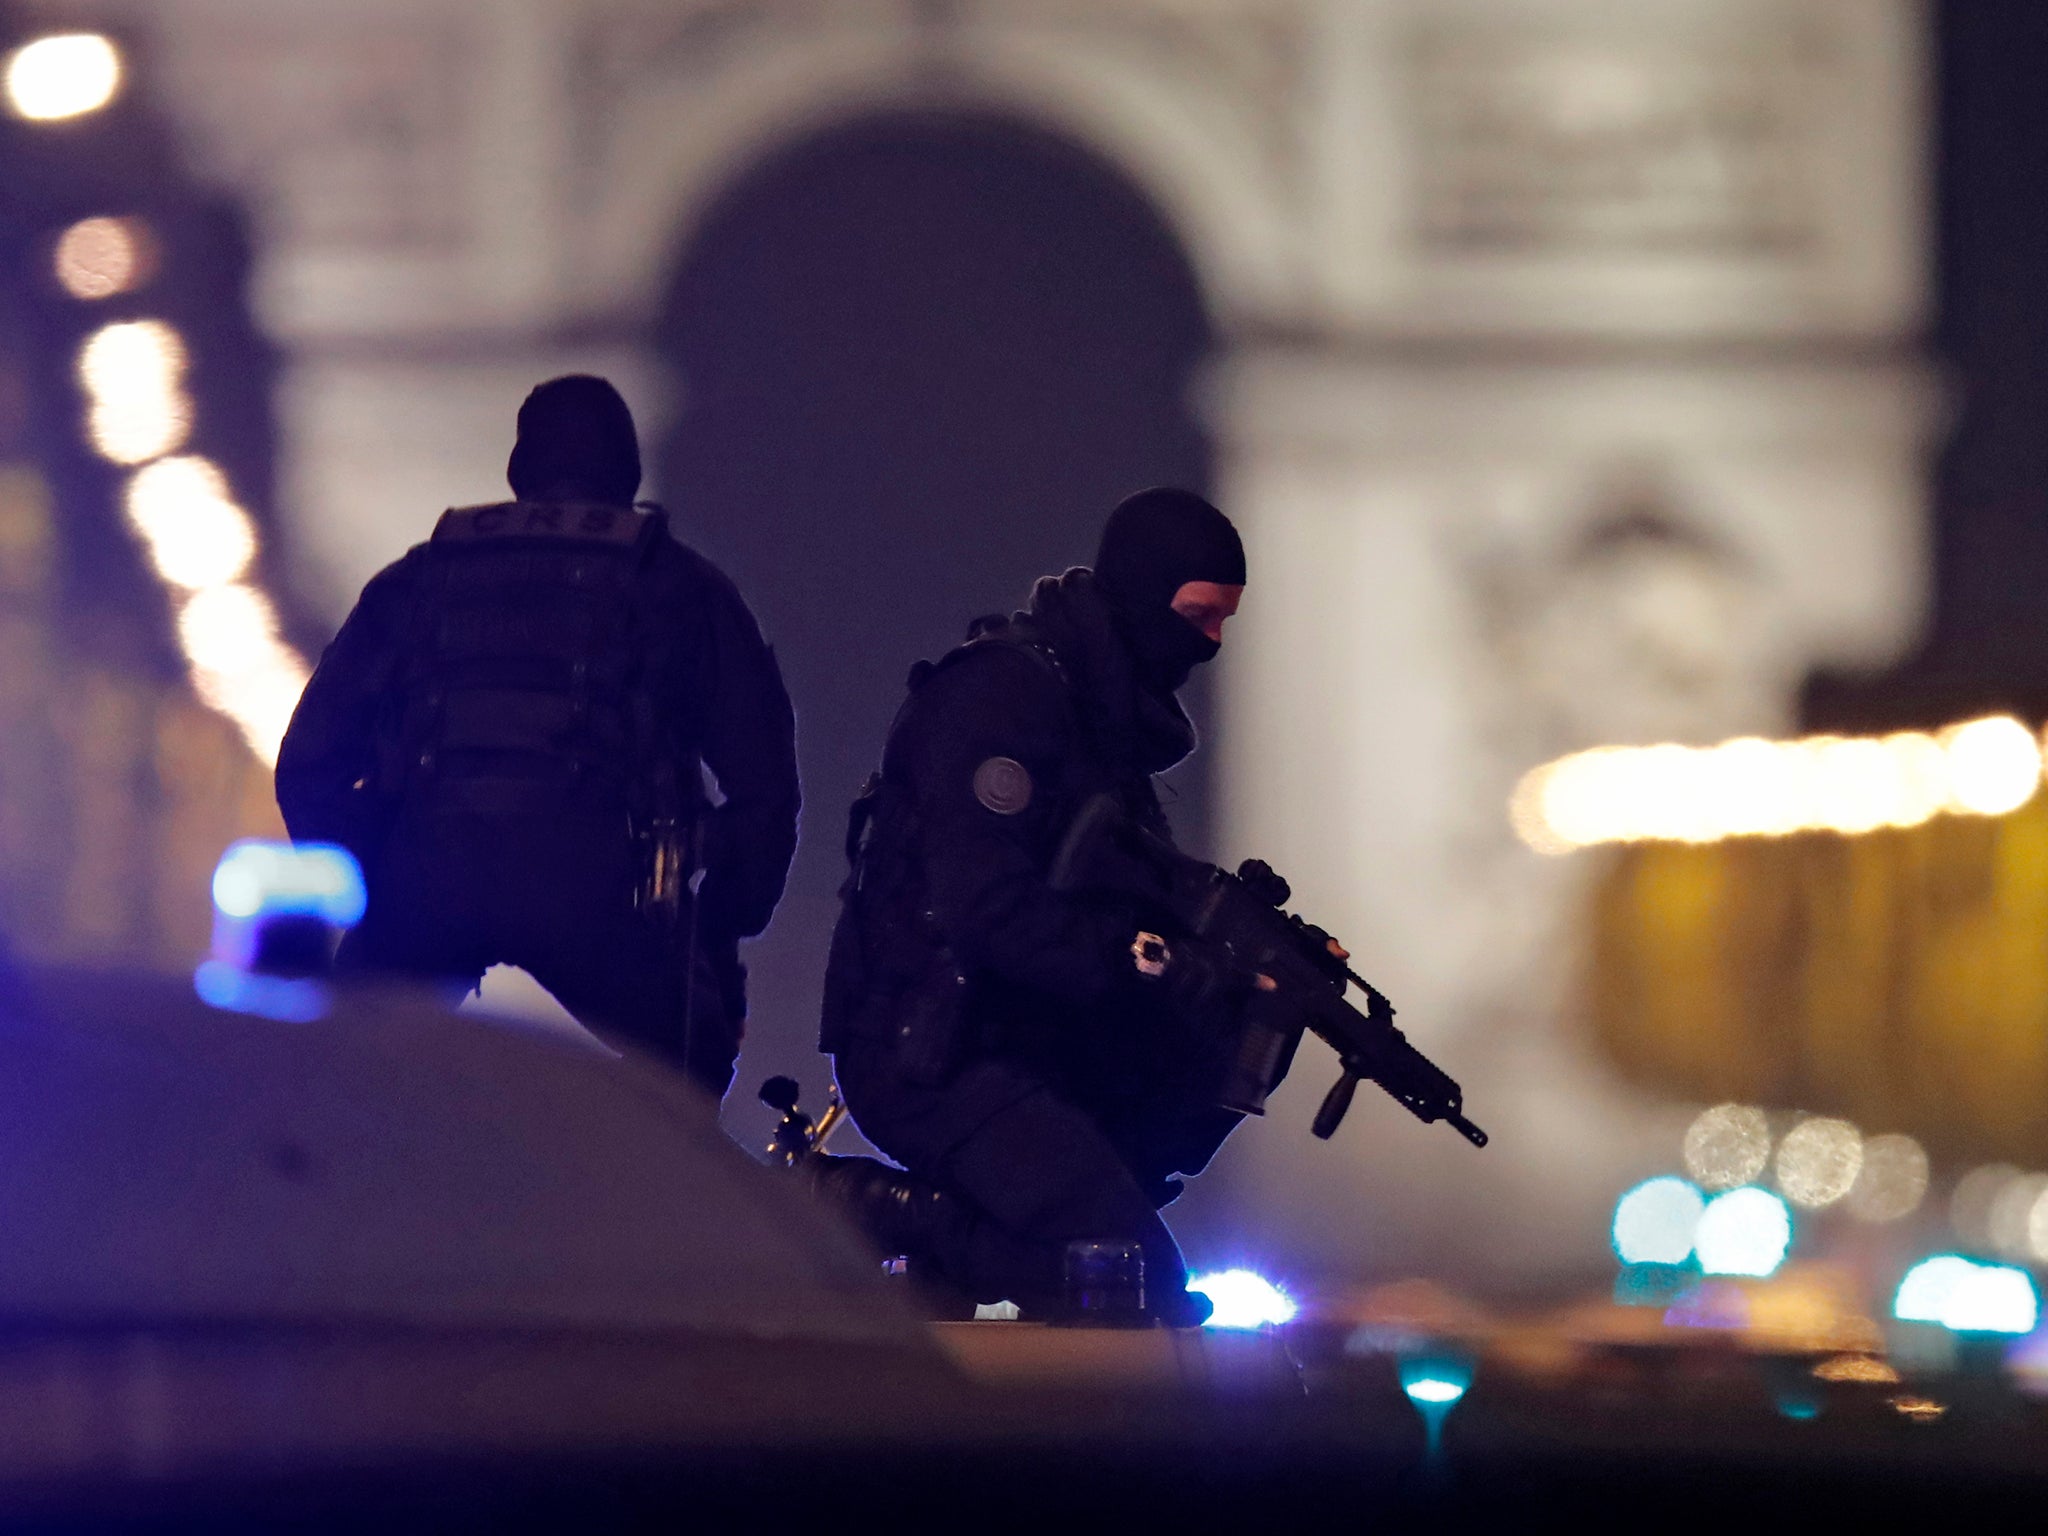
[
  {"xmin": 1895, "ymin": 1255, "xmax": 2040, "ymax": 1335},
  {"xmin": 1612, "ymin": 1176, "xmax": 1707, "ymax": 1265},
  {"xmin": 1189, "ymin": 1269, "xmax": 1297, "ymax": 1330},
  {"xmin": 1694, "ymin": 1186, "xmax": 1793, "ymax": 1278},
  {"xmin": 211, "ymin": 841, "xmax": 365, "ymax": 928},
  {"xmin": 193, "ymin": 960, "xmax": 330, "ymax": 1024}
]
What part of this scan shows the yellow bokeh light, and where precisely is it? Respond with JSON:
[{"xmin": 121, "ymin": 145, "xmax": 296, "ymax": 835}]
[
  {"xmin": 1681, "ymin": 1103, "xmax": 1771, "ymax": 1192},
  {"xmin": 77, "ymin": 320, "xmax": 191, "ymax": 465},
  {"xmin": 1811, "ymin": 1354, "xmax": 1899, "ymax": 1385},
  {"xmin": 4, "ymin": 33, "xmax": 121, "ymax": 122},
  {"xmin": 1774, "ymin": 1117, "xmax": 1863, "ymax": 1209},
  {"xmin": 54, "ymin": 216, "xmax": 151, "ymax": 300},
  {"xmin": 1511, "ymin": 714, "xmax": 2045, "ymax": 851}
]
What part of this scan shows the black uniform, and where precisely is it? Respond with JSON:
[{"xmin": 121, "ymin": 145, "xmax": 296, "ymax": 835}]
[
  {"xmin": 276, "ymin": 378, "xmax": 798, "ymax": 1100},
  {"xmin": 822, "ymin": 491, "xmax": 1254, "ymax": 1317}
]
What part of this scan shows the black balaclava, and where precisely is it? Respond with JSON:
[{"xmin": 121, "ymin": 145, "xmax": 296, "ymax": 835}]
[
  {"xmin": 505, "ymin": 374, "xmax": 642, "ymax": 505},
  {"xmin": 1093, "ymin": 487, "xmax": 1246, "ymax": 694}
]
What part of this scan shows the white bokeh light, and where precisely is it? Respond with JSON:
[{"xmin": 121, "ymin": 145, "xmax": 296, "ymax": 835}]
[
  {"xmin": 1682, "ymin": 1104, "xmax": 1772, "ymax": 1192},
  {"xmin": 1942, "ymin": 716, "xmax": 2041, "ymax": 816},
  {"xmin": 1845, "ymin": 1133, "xmax": 1929, "ymax": 1223},
  {"xmin": 1612, "ymin": 1177, "xmax": 1706, "ymax": 1265},
  {"xmin": 125, "ymin": 456, "xmax": 256, "ymax": 590},
  {"xmin": 1513, "ymin": 715, "xmax": 2047, "ymax": 851},
  {"xmin": 54, "ymin": 216, "xmax": 149, "ymax": 300},
  {"xmin": 1774, "ymin": 1118, "xmax": 1864, "ymax": 1210},
  {"xmin": 77, "ymin": 319, "xmax": 191, "ymax": 465},
  {"xmin": 4, "ymin": 33, "xmax": 121, "ymax": 122},
  {"xmin": 1188, "ymin": 1269, "xmax": 1297, "ymax": 1329},
  {"xmin": 1695, "ymin": 1187, "xmax": 1793, "ymax": 1278}
]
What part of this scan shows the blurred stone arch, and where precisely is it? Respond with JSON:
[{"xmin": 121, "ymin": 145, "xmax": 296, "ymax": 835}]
[{"xmin": 563, "ymin": 14, "xmax": 1299, "ymax": 335}]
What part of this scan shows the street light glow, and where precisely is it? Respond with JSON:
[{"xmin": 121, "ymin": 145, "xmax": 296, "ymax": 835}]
[{"xmin": 5, "ymin": 33, "xmax": 122, "ymax": 121}]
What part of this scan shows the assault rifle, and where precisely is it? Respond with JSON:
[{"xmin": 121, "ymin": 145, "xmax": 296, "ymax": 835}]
[{"xmin": 1050, "ymin": 793, "xmax": 1486, "ymax": 1149}]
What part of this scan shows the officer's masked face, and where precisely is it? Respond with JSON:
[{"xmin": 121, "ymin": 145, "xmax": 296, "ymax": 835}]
[{"xmin": 1168, "ymin": 581, "xmax": 1242, "ymax": 645}]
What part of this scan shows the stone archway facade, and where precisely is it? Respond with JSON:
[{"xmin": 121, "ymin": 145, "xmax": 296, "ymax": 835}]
[{"xmin": 81, "ymin": 0, "xmax": 1933, "ymax": 1283}]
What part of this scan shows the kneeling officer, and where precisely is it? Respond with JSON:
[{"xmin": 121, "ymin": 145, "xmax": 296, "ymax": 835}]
[
  {"xmin": 276, "ymin": 375, "xmax": 799, "ymax": 1100},
  {"xmin": 820, "ymin": 488, "xmax": 1269, "ymax": 1324}
]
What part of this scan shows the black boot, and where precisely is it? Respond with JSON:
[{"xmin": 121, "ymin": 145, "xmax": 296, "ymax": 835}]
[
  {"xmin": 804, "ymin": 1153, "xmax": 957, "ymax": 1260},
  {"xmin": 804, "ymin": 1154, "xmax": 979, "ymax": 1319}
]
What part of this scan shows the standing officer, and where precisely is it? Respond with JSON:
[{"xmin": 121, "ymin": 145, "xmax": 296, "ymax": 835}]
[
  {"xmin": 818, "ymin": 487, "xmax": 1260, "ymax": 1324},
  {"xmin": 276, "ymin": 375, "xmax": 798, "ymax": 1100}
]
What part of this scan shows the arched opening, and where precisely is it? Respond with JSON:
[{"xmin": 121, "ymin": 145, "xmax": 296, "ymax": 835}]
[{"xmin": 654, "ymin": 108, "xmax": 1214, "ymax": 1119}]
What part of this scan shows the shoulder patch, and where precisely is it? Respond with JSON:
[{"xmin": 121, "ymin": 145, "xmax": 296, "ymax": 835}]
[{"xmin": 972, "ymin": 756, "xmax": 1034, "ymax": 816}]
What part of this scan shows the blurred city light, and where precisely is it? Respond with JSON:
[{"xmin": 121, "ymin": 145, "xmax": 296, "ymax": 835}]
[
  {"xmin": 1950, "ymin": 1164, "xmax": 2023, "ymax": 1250},
  {"xmin": 1943, "ymin": 715, "xmax": 2042, "ymax": 814},
  {"xmin": 1611, "ymin": 1176, "xmax": 1706, "ymax": 1265},
  {"xmin": 1890, "ymin": 1395, "xmax": 1947, "ymax": 1422},
  {"xmin": 53, "ymin": 216, "xmax": 151, "ymax": 299},
  {"xmin": 1895, "ymin": 1255, "xmax": 2040, "ymax": 1334},
  {"xmin": 1682, "ymin": 1104, "xmax": 1772, "ymax": 1191},
  {"xmin": 1188, "ymin": 1269, "xmax": 1297, "ymax": 1330},
  {"xmin": 178, "ymin": 583, "xmax": 281, "ymax": 674},
  {"xmin": 1845, "ymin": 1133, "xmax": 1929, "ymax": 1223},
  {"xmin": 1694, "ymin": 1187, "xmax": 1793, "ymax": 1278},
  {"xmin": 1774, "ymin": 1117, "xmax": 1863, "ymax": 1210},
  {"xmin": 76, "ymin": 319, "xmax": 191, "ymax": 465},
  {"xmin": 2027, "ymin": 1187, "xmax": 2048, "ymax": 1264},
  {"xmin": 125, "ymin": 455, "xmax": 256, "ymax": 590},
  {"xmin": 1988, "ymin": 1172, "xmax": 2048, "ymax": 1261},
  {"xmin": 211, "ymin": 840, "xmax": 366, "ymax": 927},
  {"xmin": 1812, "ymin": 1354, "xmax": 1899, "ymax": 1385},
  {"xmin": 192, "ymin": 961, "xmax": 328, "ymax": 1024},
  {"xmin": 1403, "ymin": 1376, "xmax": 1467, "ymax": 1405},
  {"xmin": 1513, "ymin": 716, "xmax": 2044, "ymax": 851},
  {"xmin": 4, "ymin": 32, "xmax": 121, "ymax": 122},
  {"xmin": 1398, "ymin": 1353, "xmax": 1474, "ymax": 1408},
  {"xmin": 74, "ymin": 306, "xmax": 311, "ymax": 762},
  {"xmin": 176, "ymin": 581, "xmax": 311, "ymax": 764}
]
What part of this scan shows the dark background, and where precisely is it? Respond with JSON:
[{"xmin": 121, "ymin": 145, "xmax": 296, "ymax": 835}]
[
  {"xmin": 653, "ymin": 112, "xmax": 1214, "ymax": 1128},
  {"xmin": 1807, "ymin": 0, "xmax": 2048, "ymax": 731}
]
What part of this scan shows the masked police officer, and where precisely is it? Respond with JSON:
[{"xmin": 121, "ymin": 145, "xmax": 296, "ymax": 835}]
[
  {"xmin": 818, "ymin": 488, "xmax": 1259, "ymax": 1325},
  {"xmin": 276, "ymin": 375, "xmax": 798, "ymax": 1101}
]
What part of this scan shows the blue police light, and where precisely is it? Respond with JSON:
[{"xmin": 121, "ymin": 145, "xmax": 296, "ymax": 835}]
[
  {"xmin": 1612, "ymin": 1176, "xmax": 1707, "ymax": 1265},
  {"xmin": 199, "ymin": 841, "xmax": 362, "ymax": 1022},
  {"xmin": 1895, "ymin": 1254, "xmax": 2040, "ymax": 1335},
  {"xmin": 192, "ymin": 961, "xmax": 329, "ymax": 1024},
  {"xmin": 1694, "ymin": 1186, "xmax": 1793, "ymax": 1278},
  {"xmin": 1189, "ymin": 1269, "xmax": 1297, "ymax": 1330},
  {"xmin": 211, "ymin": 840, "xmax": 365, "ymax": 927}
]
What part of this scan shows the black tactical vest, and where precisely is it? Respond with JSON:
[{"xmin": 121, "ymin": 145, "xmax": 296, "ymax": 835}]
[
  {"xmin": 819, "ymin": 619, "xmax": 1165, "ymax": 1066},
  {"xmin": 386, "ymin": 499, "xmax": 697, "ymax": 821}
]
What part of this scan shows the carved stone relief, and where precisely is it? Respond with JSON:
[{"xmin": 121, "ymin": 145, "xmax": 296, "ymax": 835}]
[{"xmin": 1409, "ymin": 25, "xmax": 1821, "ymax": 257}]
